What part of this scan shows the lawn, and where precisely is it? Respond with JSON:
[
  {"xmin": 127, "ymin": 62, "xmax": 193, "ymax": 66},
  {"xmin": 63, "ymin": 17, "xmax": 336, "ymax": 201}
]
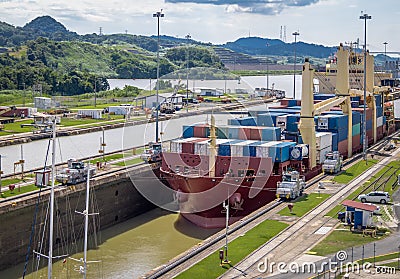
[
  {"xmin": 277, "ymin": 192, "xmax": 331, "ymax": 217},
  {"xmin": 332, "ymin": 159, "xmax": 378, "ymax": 184},
  {"xmin": 113, "ymin": 157, "xmax": 143, "ymax": 166},
  {"xmin": 0, "ymin": 119, "xmax": 35, "ymax": 136},
  {"xmin": 309, "ymin": 227, "xmax": 390, "ymax": 256},
  {"xmin": 0, "ymin": 184, "xmax": 41, "ymax": 198},
  {"xmin": 176, "ymin": 220, "xmax": 288, "ymax": 279}
]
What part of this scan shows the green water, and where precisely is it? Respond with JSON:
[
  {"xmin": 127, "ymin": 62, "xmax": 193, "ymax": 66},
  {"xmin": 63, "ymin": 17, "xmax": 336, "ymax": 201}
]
[{"xmin": 0, "ymin": 208, "xmax": 219, "ymax": 279}]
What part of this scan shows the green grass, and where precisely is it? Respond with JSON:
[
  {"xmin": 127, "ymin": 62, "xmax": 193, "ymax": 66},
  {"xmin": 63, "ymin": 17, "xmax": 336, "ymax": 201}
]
[
  {"xmin": 326, "ymin": 160, "xmax": 399, "ymax": 218},
  {"xmin": 176, "ymin": 220, "xmax": 289, "ymax": 279},
  {"xmin": 356, "ymin": 252, "xmax": 400, "ymax": 264},
  {"xmin": 0, "ymin": 119, "xmax": 35, "ymax": 136},
  {"xmin": 309, "ymin": 228, "xmax": 390, "ymax": 256},
  {"xmin": 113, "ymin": 157, "xmax": 143, "ymax": 166},
  {"xmin": 0, "ymin": 184, "xmax": 41, "ymax": 198},
  {"xmin": 277, "ymin": 193, "xmax": 331, "ymax": 217},
  {"xmin": 1, "ymin": 177, "xmax": 23, "ymax": 187},
  {"xmin": 333, "ymin": 159, "xmax": 378, "ymax": 184}
]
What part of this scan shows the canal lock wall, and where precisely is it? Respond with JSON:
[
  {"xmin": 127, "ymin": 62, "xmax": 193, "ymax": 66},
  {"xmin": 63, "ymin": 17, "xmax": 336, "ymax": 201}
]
[{"xmin": 0, "ymin": 165, "xmax": 159, "ymax": 271}]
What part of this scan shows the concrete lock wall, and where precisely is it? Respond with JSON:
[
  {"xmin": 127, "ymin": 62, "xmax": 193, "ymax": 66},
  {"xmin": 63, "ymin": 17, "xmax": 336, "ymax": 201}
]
[{"xmin": 0, "ymin": 169, "xmax": 157, "ymax": 271}]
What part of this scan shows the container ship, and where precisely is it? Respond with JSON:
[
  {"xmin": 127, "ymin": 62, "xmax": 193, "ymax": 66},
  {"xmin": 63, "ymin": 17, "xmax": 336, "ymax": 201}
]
[{"xmin": 158, "ymin": 44, "xmax": 398, "ymax": 228}]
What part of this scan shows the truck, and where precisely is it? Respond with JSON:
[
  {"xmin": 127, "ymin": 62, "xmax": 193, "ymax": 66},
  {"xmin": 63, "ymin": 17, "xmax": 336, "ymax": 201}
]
[
  {"xmin": 322, "ymin": 151, "xmax": 343, "ymax": 174},
  {"xmin": 160, "ymin": 102, "xmax": 175, "ymax": 114},
  {"xmin": 56, "ymin": 159, "xmax": 96, "ymax": 185},
  {"xmin": 140, "ymin": 142, "xmax": 163, "ymax": 163},
  {"xmin": 276, "ymin": 171, "xmax": 306, "ymax": 200}
]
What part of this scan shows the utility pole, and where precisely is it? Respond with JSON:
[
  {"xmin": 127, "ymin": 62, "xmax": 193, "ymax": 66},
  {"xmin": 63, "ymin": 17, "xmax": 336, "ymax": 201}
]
[
  {"xmin": 186, "ymin": 34, "xmax": 191, "ymax": 112},
  {"xmin": 360, "ymin": 13, "xmax": 372, "ymax": 162},
  {"xmin": 292, "ymin": 31, "xmax": 300, "ymax": 99},
  {"xmin": 153, "ymin": 10, "xmax": 164, "ymax": 143},
  {"xmin": 383, "ymin": 42, "xmax": 388, "ymax": 71}
]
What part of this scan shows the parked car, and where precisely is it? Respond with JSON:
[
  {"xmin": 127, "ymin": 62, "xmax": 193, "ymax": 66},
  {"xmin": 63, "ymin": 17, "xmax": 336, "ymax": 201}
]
[{"xmin": 358, "ymin": 191, "xmax": 390, "ymax": 204}]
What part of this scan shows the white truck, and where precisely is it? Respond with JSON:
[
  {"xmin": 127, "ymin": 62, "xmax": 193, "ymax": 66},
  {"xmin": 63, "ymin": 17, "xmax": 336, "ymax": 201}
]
[
  {"xmin": 322, "ymin": 151, "xmax": 343, "ymax": 174},
  {"xmin": 56, "ymin": 159, "xmax": 96, "ymax": 185},
  {"xmin": 276, "ymin": 171, "xmax": 306, "ymax": 200}
]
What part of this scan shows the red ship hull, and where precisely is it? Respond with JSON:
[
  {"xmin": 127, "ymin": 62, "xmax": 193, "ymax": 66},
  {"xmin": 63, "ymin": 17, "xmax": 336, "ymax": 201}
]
[{"xmin": 160, "ymin": 152, "xmax": 284, "ymax": 228}]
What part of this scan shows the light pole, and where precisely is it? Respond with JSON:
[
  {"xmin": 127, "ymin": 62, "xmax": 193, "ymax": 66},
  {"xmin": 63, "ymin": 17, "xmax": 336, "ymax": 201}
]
[
  {"xmin": 360, "ymin": 13, "xmax": 371, "ymax": 162},
  {"xmin": 292, "ymin": 31, "xmax": 300, "ymax": 99},
  {"xmin": 266, "ymin": 43, "xmax": 270, "ymax": 89},
  {"xmin": 185, "ymin": 34, "xmax": 191, "ymax": 112},
  {"xmin": 383, "ymin": 42, "xmax": 388, "ymax": 71},
  {"xmin": 94, "ymin": 79, "xmax": 97, "ymax": 107},
  {"xmin": 153, "ymin": 10, "xmax": 164, "ymax": 143}
]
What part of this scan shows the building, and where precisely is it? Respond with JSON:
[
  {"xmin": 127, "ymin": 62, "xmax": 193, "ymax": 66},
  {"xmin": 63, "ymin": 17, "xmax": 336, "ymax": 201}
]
[
  {"xmin": 108, "ymin": 105, "xmax": 133, "ymax": 116},
  {"xmin": 142, "ymin": 93, "xmax": 185, "ymax": 109},
  {"xmin": 78, "ymin": 109, "xmax": 103, "ymax": 119},
  {"xmin": 34, "ymin": 97, "xmax": 53, "ymax": 110},
  {"xmin": 199, "ymin": 88, "xmax": 224, "ymax": 97},
  {"xmin": 341, "ymin": 200, "xmax": 377, "ymax": 229}
]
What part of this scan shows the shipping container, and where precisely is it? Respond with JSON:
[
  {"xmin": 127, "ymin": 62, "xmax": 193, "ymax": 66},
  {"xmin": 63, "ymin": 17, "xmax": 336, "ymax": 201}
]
[
  {"xmin": 290, "ymin": 144, "xmax": 309, "ymax": 160},
  {"xmin": 182, "ymin": 125, "xmax": 194, "ymax": 138},
  {"xmin": 316, "ymin": 146, "xmax": 332, "ymax": 163},
  {"xmin": 243, "ymin": 141, "xmax": 263, "ymax": 157},
  {"xmin": 352, "ymin": 123, "xmax": 361, "ymax": 136},
  {"xmin": 352, "ymin": 134, "xmax": 361, "ymax": 153},
  {"xmin": 331, "ymin": 132, "xmax": 338, "ymax": 151},
  {"xmin": 218, "ymin": 139, "xmax": 243, "ymax": 156},
  {"xmin": 228, "ymin": 117, "xmax": 257, "ymax": 126},
  {"xmin": 375, "ymin": 94, "xmax": 382, "ymax": 107},
  {"xmin": 376, "ymin": 106, "xmax": 383, "ymax": 118},
  {"xmin": 231, "ymin": 140, "xmax": 258, "ymax": 157},
  {"xmin": 255, "ymin": 141, "xmax": 280, "ymax": 158},
  {"xmin": 338, "ymin": 139, "xmax": 348, "ymax": 157},
  {"xmin": 260, "ymin": 127, "xmax": 281, "ymax": 141},
  {"xmin": 336, "ymin": 128, "xmax": 348, "ymax": 142},
  {"xmin": 316, "ymin": 132, "xmax": 332, "ymax": 150},
  {"xmin": 314, "ymin": 93, "xmax": 336, "ymax": 100},
  {"xmin": 286, "ymin": 114, "xmax": 300, "ymax": 133},
  {"xmin": 276, "ymin": 115, "xmax": 288, "ymax": 130},
  {"xmin": 270, "ymin": 142, "xmax": 297, "ymax": 163},
  {"xmin": 280, "ymin": 99, "xmax": 297, "ymax": 107},
  {"xmin": 257, "ymin": 112, "xmax": 287, "ymax": 127},
  {"xmin": 377, "ymin": 116, "xmax": 383, "ymax": 127}
]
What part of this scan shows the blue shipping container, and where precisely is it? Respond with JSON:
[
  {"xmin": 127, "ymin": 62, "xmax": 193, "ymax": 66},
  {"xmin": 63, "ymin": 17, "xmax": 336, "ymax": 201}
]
[
  {"xmin": 257, "ymin": 112, "xmax": 287, "ymax": 127},
  {"xmin": 331, "ymin": 132, "xmax": 338, "ymax": 151},
  {"xmin": 182, "ymin": 125, "xmax": 194, "ymax": 138},
  {"xmin": 286, "ymin": 114, "xmax": 300, "ymax": 133},
  {"xmin": 243, "ymin": 141, "xmax": 262, "ymax": 157},
  {"xmin": 336, "ymin": 128, "xmax": 348, "ymax": 142},
  {"xmin": 261, "ymin": 127, "xmax": 281, "ymax": 141},
  {"xmin": 271, "ymin": 142, "xmax": 297, "ymax": 162},
  {"xmin": 218, "ymin": 139, "xmax": 243, "ymax": 156},
  {"xmin": 376, "ymin": 106, "xmax": 383, "ymax": 118},
  {"xmin": 328, "ymin": 114, "xmax": 348, "ymax": 131}
]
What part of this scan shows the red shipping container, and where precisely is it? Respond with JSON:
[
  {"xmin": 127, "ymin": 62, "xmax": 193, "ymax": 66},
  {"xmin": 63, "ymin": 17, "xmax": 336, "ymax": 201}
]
[
  {"xmin": 250, "ymin": 127, "xmax": 261, "ymax": 141},
  {"xmin": 330, "ymin": 107, "xmax": 342, "ymax": 111},
  {"xmin": 296, "ymin": 100, "xmax": 302, "ymax": 106},
  {"xmin": 352, "ymin": 134, "xmax": 361, "ymax": 154},
  {"xmin": 338, "ymin": 139, "xmax": 348, "ymax": 158},
  {"xmin": 377, "ymin": 126, "xmax": 384, "ymax": 141},
  {"xmin": 193, "ymin": 124, "xmax": 208, "ymax": 138},
  {"xmin": 239, "ymin": 127, "xmax": 252, "ymax": 140},
  {"xmin": 268, "ymin": 105, "xmax": 287, "ymax": 109},
  {"xmin": 367, "ymin": 130, "xmax": 373, "ymax": 145},
  {"xmin": 181, "ymin": 142, "xmax": 195, "ymax": 154}
]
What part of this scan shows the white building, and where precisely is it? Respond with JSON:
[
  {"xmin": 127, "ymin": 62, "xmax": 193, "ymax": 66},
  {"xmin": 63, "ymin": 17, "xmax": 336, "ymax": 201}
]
[
  {"xmin": 78, "ymin": 109, "xmax": 103, "ymax": 119},
  {"xmin": 108, "ymin": 105, "xmax": 133, "ymax": 115},
  {"xmin": 199, "ymin": 88, "xmax": 224, "ymax": 97},
  {"xmin": 142, "ymin": 93, "xmax": 185, "ymax": 109},
  {"xmin": 34, "ymin": 97, "xmax": 53, "ymax": 110}
]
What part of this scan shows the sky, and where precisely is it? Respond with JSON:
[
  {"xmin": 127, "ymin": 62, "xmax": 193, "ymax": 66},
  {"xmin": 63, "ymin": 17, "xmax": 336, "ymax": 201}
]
[{"xmin": 0, "ymin": 0, "xmax": 399, "ymax": 53}]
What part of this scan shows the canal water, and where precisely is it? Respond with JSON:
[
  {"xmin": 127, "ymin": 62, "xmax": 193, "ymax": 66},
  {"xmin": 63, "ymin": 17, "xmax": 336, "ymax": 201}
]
[{"xmin": 0, "ymin": 208, "xmax": 219, "ymax": 279}]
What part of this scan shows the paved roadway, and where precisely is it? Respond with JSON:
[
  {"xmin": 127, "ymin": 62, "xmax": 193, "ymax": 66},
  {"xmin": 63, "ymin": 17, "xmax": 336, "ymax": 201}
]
[{"xmin": 220, "ymin": 147, "xmax": 400, "ymax": 279}]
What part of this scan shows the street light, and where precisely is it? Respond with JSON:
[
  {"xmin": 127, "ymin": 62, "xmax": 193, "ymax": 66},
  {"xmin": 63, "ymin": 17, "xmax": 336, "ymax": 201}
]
[
  {"xmin": 266, "ymin": 43, "xmax": 270, "ymax": 89},
  {"xmin": 383, "ymin": 42, "xmax": 388, "ymax": 71},
  {"xmin": 292, "ymin": 31, "xmax": 300, "ymax": 99},
  {"xmin": 153, "ymin": 10, "xmax": 164, "ymax": 143},
  {"xmin": 185, "ymin": 34, "xmax": 191, "ymax": 112},
  {"xmin": 360, "ymin": 13, "xmax": 371, "ymax": 162}
]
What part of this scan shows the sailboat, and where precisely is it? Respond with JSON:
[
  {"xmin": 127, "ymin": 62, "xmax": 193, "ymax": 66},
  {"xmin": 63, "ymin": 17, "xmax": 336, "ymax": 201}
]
[{"xmin": 69, "ymin": 161, "xmax": 101, "ymax": 278}]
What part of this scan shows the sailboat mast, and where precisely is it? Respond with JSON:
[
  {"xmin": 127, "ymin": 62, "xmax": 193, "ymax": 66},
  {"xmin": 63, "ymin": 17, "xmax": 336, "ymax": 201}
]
[
  {"xmin": 48, "ymin": 119, "xmax": 56, "ymax": 279},
  {"xmin": 83, "ymin": 163, "xmax": 90, "ymax": 278}
]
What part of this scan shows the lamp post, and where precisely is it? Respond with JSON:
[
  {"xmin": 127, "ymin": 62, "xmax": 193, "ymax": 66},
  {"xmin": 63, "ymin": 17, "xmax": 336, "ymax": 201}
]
[
  {"xmin": 266, "ymin": 43, "xmax": 270, "ymax": 89},
  {"xmin": 383, "ymin": 41, "xmax": 388, "ymax": 71},
  {"xmin": 292, "ymin": 31, "xmax": 300, "ymax": 99},
  {"xmin": 153, "ymin": 10, "xmax": 164, "ymax": 143},
  {"xmin": 360, "ymin": 13, "xmax": 371, "ymax": 162},
  {"xmin": 185, "ymin": 34, "xmax": 191, "ymax": 112}
]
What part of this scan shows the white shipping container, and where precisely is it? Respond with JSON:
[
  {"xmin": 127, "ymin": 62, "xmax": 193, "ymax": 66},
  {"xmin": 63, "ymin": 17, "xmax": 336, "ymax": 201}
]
[
  {"xmin": 230, "ymin": 140, "xmax": 256, "ymax": 157},
  {"xmin": 317, "ymin": 115, "xmax": 330, "ymax": 130},
  {"xmin": 316, "ymin": 146, "xmax": 332, "ymax": 163},
  {"xmin": 377, "ymin": 116, "xmax": 383, "ymax": 127},
  {"xmin": 276, "ymin": 115, "xmax": 288, "ymax": 129},
  {"xmin": 194, "ymin": 141, "xmax": 210, "ymax": 155},
  {"xmin": 255, "ymin": 141, "xmax": 280, "ymax": 158},
  {"xmin": 78, "ymin": 109, "xmax": 102, "ymax": 119},
  {"xmin": 316, "ymin": 132, "xmax": 332, "ymax": 150}
]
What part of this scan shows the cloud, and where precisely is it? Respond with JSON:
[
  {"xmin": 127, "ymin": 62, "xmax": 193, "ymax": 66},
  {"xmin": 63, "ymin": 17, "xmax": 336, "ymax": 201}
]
[{"xmin": 165, "ymin": 0, "xmax": 320, "ymax": 15}]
